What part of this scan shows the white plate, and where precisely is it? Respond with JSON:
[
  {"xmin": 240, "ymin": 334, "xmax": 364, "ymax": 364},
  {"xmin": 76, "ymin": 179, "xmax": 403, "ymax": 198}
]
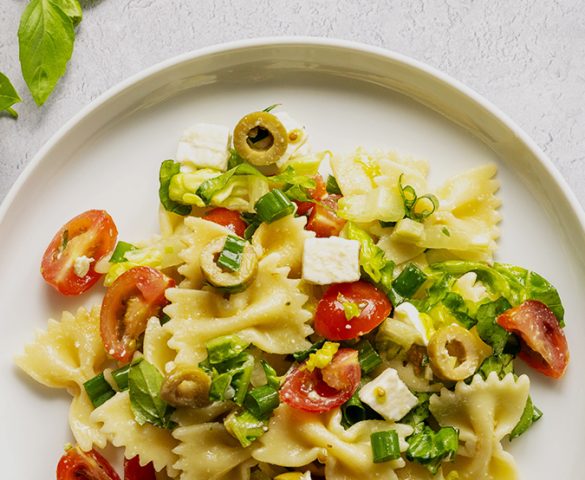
[{"xmin": 1, "ymin": 38, "xmax": 584, "ymax": 479}]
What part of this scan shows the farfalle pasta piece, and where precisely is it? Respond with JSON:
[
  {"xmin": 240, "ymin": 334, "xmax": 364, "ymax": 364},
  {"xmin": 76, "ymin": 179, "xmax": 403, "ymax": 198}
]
[
  {"xmin": 173, "ymin": 422, "xmax": 253, "ymax": 480},
  {"xmin": 164, "ymin": 253, "xmax": 313, "ymax": 365},
  {"xmin": 143, "ymin": 317, "xmax": 176, "ymax": 374},
  {"xmin": 252, "ymin": 404, "xmax": 413, "ymax": 480},
  {"xmin": 15, "ymin": 306, "xmax": 106, "ymax": 392},
  {"xmin": 252, "ymin": 214, "xmax": 315, "ymax": 278},
  {"xmin": 429, "ymin": 372, "xmax": 530, "ymax": 480},
  {"xmin": 69, "ymin": 389, "xmax": 108, "ymax": 451},
  {"xmin": 91, "ymin": 391, "xmax": 179, "ymax": 477}
]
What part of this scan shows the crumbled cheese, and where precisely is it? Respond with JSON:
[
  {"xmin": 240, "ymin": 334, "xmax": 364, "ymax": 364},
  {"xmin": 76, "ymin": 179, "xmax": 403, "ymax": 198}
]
[
  {"xmin": 273, "ymin": 111, "xmax": 311, "ymax": 168},
  {"xmin": 359, "ymin": 368, "xmax": 418, "ymax": 421},
  {"xmin": 176, "ymin": 123, "xmax": 230, "ymax": 171},
  {"xmin": 302, "ymin": 237, "xmax": 360, "ymax": 285},
  {"xmin": 453, "ymin": 272, "xmax": 488, "ymax": 303},
  {"xmin": 393, "ymin": 302, "xmax": 430, "ymax": 346},
  {"xmin": 73, "ymin": 255, "xmax": 94, "ymax": 278}
]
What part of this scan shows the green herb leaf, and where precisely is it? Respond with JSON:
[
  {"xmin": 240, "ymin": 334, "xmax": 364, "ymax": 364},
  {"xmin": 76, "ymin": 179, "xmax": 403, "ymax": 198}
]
[
  {"xmin": 54, "ymin": 0, "xmax": 82, "ymax": 26},
  {"xmin": 509, "ymin": 396, "xmax": 542, "ymax": 440},
  {"xmin": 326, "ymin": 175, "xmax": 342, "ymax": 195},
  {"xmin": 128, "ymin": 359, "xmax": 175, "ymax": 429},
  {"xmin": 158, "ymin": 160, "xmax": 192, "ymax": 215},
  {"xmin": 197, "ymin": 163, "xmax": 265, "ymax": 204},
  {"xmin": 262, "ymin": 103, "xmax": 280, "ymax": 112},
  {"xmin": 224, "ymin": 410, "xmax": 267, "ymax": 447},
  {"xmin": 109, "ymin": 241, "xmax": 138, "ymax": 263},
  {"xmin": 206, "ymin": 335, "xmax": 250, "ymax": 364},
  {"xmin": 406, "ymin": 426, "xmax": 458, "ymax": 475},
  {"xmin": 260, "ymin": 360, "xmax": 281, "ymax": 390},
  {"xmin": 344, "ymin": 222, "xmax": 387, "ymax": 283},
  {"xmin": 19, "ymin": 0, "xmax": 76, "ymax": 106},
  {"xmin": 399, "ymin": 393, "xmax": 430, "ymax": 435},
  {"xmin": 342, "ymin": 300, "xmax": 361, "ymax": 321},
  {"xmin": 475, "ymin": 297, "xmax": 518, "ymax": 355},
  {"xmin": 477, "ymin": 353, "xmax": 515, "ymax": 380},
  {"xmin": 0, "ymin": 72, "xmax": 22, "ymax": 118},
  {"xmin": 292, "ymin": 339, "xmax": 326, "ymax": 362}
]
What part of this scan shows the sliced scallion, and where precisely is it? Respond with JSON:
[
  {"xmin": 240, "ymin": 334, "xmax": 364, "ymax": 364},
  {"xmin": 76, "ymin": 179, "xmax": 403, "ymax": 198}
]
[
  {"xmin": 83, "ymin": 373, "xmax": 115, "ymax": 408},
  {"xmin": 217, "ymin": 235, "xmax": 246, "ymax": 272},
  {"xmin": 224, "ymin": 410, "xmax": 267, "ymax": 447},
  {"xmin": 411, "ymin": 194, "xmax": 439, "ymax": 221},
  {"xmin": 342, "ymin": 391, "xmax": 367, "ymax": 427},
  {"xmin": 109, "ymin": 241, "xmax": 137, "ymax": 263},
  {"xmin": 244, "ymin": 385, "xmax": 280, "ymax": 419},
  {"xmin": 326, "ymin": 175, "xmax": 342, "ymax": 195},
  {"xmin": 254, "ymin": 189, "xmax": 295, "ymax": 223},
  {"xmin": 399, "ymin": 174, "xmax": 417, "ymax": 210},
  {"xmin": 393, "ymin": 263, "xmax": 427, "ymax": 298},
  {"xmin": 371, "ymin": 430, "xmax": 401, "ymax": 463},
  {"xmin": 111, "ymin": 364, "xmax": 131, "ymax": 391},
  {"xmin": 356, "ymin": 340, "xmax": 382, "ymax": 374}
]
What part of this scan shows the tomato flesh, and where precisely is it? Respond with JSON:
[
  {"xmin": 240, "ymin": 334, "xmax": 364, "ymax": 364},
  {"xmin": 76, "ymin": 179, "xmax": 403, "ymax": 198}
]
[
  {"xmin": 101, "ymin": 266, "xmax": 174, "ymax": 362},
  {"xmin": 124, "ymin": 456, "xmax": 156, "ymax": 480},
  {"xmin": 203, "ymin": 207, "xmax": 247, "ymax": 237},
  {"xmin": 497, "ymin": 300, "xmax": 569, "ymax": 378},
  {"xmin": 57, "ymin": 446, "xmax": 120, "ymax": 480},
  {"xmin": 294, "ymin": 174, "xmax": 327, "ymax": 216},
  {"xmin": 41, "ymin": 210, "xmax": 118, "ymax": 295},
  {"xmin": 315, "ymin": 281, "xmax": 392, "ymax": 341},
  {"xmin": 280, "ymin": 348, "xmax": 361, "ymax": 413},
  {"xmin": 306, "ymin": 195, "xmax": 346, "ymax": 238}
]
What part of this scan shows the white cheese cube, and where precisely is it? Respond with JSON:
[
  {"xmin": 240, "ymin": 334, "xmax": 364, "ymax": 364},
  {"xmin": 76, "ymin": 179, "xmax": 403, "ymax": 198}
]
[
  {"xmin": 359, "ymin": 368, "xmax": 418, "ymax": 421},
  {"xmin": 453, "ymin": 272, "xmax": 488, "ymax": 303},
  {"xmin": 176, "ymin": 123, "xmax": 230, "ymax": 171},
  {"xmin": 273, "ymin": 111, "xmax": 311, "ymax": 168},
  {"xmin": 302, "ymin": 237, "xmax": 360, "ymax": 285},
  {"xmin": 393, "ymin": 302, "xmax": 430, "ymax": 346},
  {"xmin": 73, "ymin": 255, "xmax": 94, "ymax": 278}
]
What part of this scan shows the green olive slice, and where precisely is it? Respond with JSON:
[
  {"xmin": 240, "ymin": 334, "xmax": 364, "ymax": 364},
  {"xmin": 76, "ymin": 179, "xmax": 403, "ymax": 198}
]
[
  {"xmin": 160, "ymin": 365, "xmax": 211, "ymax": 408},
  {"xmin": 233, "ymin": 111, "xmax": 288, "ymax": 166},
  {"xmin": 428, "ymin": 324, "xmax": 492, "ymax": 381},
  {"xmin": 200, "ymin": 236, "xmax": 258, "ymax": 292}
]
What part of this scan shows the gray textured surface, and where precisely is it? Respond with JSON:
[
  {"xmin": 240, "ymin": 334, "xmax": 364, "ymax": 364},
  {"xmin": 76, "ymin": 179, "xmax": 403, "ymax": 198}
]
[{"xmin": 1, "ymin": 0, "xmax": 584, "ymax": 205}]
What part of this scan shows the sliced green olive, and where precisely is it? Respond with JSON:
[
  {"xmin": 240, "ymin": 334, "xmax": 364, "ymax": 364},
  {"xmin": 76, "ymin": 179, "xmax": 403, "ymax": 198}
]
[
  {"xmin": 160, "ymin": 365, "xmax": 211, "ymax": 408},
  {"xmin": 428, "ymin": 324, "xmax": 492, "ymax": 381},
  {"xmin": 233, "ymin": 111, "xmax": 288, "ymax": 166},
  {"xmin": 200, "ymin": 236, "xmax": 258, "ymax": 292}
]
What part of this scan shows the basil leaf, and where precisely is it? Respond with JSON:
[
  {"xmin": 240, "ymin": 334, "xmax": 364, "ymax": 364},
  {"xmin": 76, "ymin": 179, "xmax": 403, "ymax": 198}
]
[
  {"xmin": 54, "ymin": 0, "xmax": 82, "ymax": 26},
  {"xmin": 18, "ymin": 0, "xmax": 75, "ymax": 106},
  {"xmin": 406, "ymin": 426, "xmax": 458, "ymax": 474},
  {"xmin": 0, "ymin": 72, "xmax": 22, "ymax": 118},
  {"xmin": 158, "ymin": 160, "xmax": 191, "ymax": 215},
  {"xmin": 475, "ymin": 297, "xmax": 518, "ymax": 355},
  {"xmin": 509, "ymin": 396, "xmax": 542, "ymax": 440},
  {"xmin": 128, "ymin": 359, "xmax": 175, "ymax": 429},
  {"xmin": 477, "ymin": 353, "xmax": 515, "ymax": 380}
]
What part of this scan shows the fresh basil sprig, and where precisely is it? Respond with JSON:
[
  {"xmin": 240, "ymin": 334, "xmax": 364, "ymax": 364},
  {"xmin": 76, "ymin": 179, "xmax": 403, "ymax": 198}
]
[
  {"xmin": 18, "ymin": 0, "xmax": 82, "ymax": 106},
  {"xmin": 0, "ymin": 73, "xmax": 22, "ymax": 118}
]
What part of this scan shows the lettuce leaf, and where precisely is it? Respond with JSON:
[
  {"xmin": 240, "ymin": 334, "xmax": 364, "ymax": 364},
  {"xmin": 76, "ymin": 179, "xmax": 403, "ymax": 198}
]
[
  {"xmin": 159, "ymin": 160, "xmax": 192, "ymax": 215},
  {"xmin": 406, "ymin": 426, "xmax": 459, "ymax": 475},
  {"xmin": 510, "ymin": 396, "xmax": 542, "ymax": 440},
  {"xmin": 475, "ymin": 298, "xmax": 519, "ymax": 355}
]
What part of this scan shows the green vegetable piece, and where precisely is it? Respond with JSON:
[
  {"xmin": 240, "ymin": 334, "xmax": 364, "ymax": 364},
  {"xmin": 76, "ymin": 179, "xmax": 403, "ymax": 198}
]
[
  {"xmin": 206, "ymin": 335, "xmax": 250, "ymax": 364},
  {"xmin": 83, "ymin": 373, "xmax": 115, "ymax": 408},
  {"xmin": 111, "ymin": 363, "xmax": 131, "ymax": 391},
  {"xmin": 509, "ymin": 396, "xmax": 542, "ymax": 440},
  {"xmin": 282, "ymin": 183, "xmax": 312, "ymax": 202},
  {"xmin": 18, "ymin": 0, "xmax": 75, "ymax": 106},
  {"xmin": 355, "ymin": 340, "xmax": 382, "ymax": 374},
  {"xmin": 168, "ymin": 170, "xmax": 218, "ymax": 206},
  {"xmin": 399, "ymin": 393, "xmax": 430, "ymax": 435},
  {"xmin": 270, "ymin": 166, "xmax": 316, "ymax": 190},
  {"xmin": 344, "ymin": 222, "xmax": 388, "ymax": 283},
  {"xmin": 0, "ymin": 72, "xmax": 22, "ymax": 118},
  {"xmin": 442, "ymin": 292, "xmax": 476, "ymax": 329},
  {"xmin": 110, "ymin": 241, "xmax": 138, "ymax": 264},
  {"xmin": 342, "ymin": 301, "xmax": 361, "ymax": 321},
  {"xmin": 326, "ymin": 175, "xmax": 342, "ymax": 195},
  {"xmin": 393, "ymin": 263, "xmax": 427, "ymax": 298},
  {"xmin": 371, "ymin": 430, "xmax": 401, "ymax": 463},
  {"xmin": 55, "ymin": 0, "xmax": 82, "ymax": 26},
  {"xmin": 158, "ymin": 160, "xmax": 192, "ymax": 215},
  {"xmin": 205, "ymin": 349, "xmax": 255, "ymax": 405},
  {"xmin": 228, "ymin": 148, "xmax": 245, "ymax": 169},
  {"xmin": 475, "ymin": 298, "xmax": 518, "ymax": 355},
  {"xmin": 260, "ymin": 360, "xmax": 281, "ymax": 390},
  {"xmin": 128, "ymin": 359, "xmax": 175, "ymax": 429},
  {"xmin": 292, "ymin": 339, "xmax": 326, "ymax": 362},
  {"xmin": 406, "ymin": 426, "xmax": 459, "ymax": 475},
  {"xmin": 254, "ymin": 189, "xmax": 296, "ymax": 223},
  {"xmin": 410, "ymin": 194, "xmax": 439, "ymax": 221},
  {"xmin": 341, "ymin": 389, "xmax": 383, "ymax": 429},
  {"xmin": 477, "ymin": 354, "xmax": 515, "ymax": 380},
  {"xmin": 244, "ymin": 385, "xmax": 280, "ymax": 419},
  {"xmin": 224, "ymin": 410, "xmax": 267, "ymax": 447},
  {"xmin": 197, "ymin": 163, "xmax": 265, "ymax": 204},
  {"xmin": 262, "ymin": 103, "xmax": 280, "ymax": 112},
  {"xmin": 217, "ymin": 235, "xmax": 246, "ymax": 272}
]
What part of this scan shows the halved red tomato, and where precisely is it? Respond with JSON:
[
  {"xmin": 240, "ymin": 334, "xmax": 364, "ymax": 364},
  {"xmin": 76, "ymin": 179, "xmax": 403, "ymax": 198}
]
[
  {"xmin": 294, "ymin": 174, "xmax": 327, "ymax": 216},
  {"xmin": 280, "ymin": 348, "xmax": 361, "ymax": 413},
  {"xmin": 203, "ymin": 207, "xmax": 247, "ymax": 237},
  {"xmin": 57, "ymin": 446, "xmax": 120, "ymax": 480},
  {"xmin": 315, "ymin": 281, "xmax": 392, "ymax": 341},
  {"xmin": 306, "ymin": 195, "xmax": 346, "ymax": 237},
  {"xmin": 124, "ymin": 456, "xmax": 156, "ymax": 480},
  {"xmin": 101, "ymin": 266, "xmax": 174, "ymax": 362},
  {"xmin": 497, "ymin": 300, "xmax": 569, "ymax": 378},
  {"xmin": 41, "ymin": 210, "xmax": 118, "ymax": 295}
]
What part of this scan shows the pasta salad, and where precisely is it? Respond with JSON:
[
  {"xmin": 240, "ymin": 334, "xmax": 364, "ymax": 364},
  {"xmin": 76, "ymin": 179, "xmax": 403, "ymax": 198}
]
[{"xmin": 17, "ymin": 106, "xmax": 569, "ymax": 480}]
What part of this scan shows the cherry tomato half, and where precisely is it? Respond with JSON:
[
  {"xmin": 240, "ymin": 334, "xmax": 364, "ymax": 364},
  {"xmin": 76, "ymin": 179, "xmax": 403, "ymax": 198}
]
[
  {"xmin": 203, "ymin": 208, "xmax": 247, "ymax": 237},
  {"xmin": 306, "ymin": 195, "xmax": 346, "ymax": 238},
  {"xmin": 57, "ymin": 446, "xmax": 120, "ymax": 480},
  {"xmin": 41, "ymin": 210, "xmax": 118, "ymax": 295},
  {"xmin": 315, "ymin": 281, "xmax": 392, "ymax": 341},
  {"xmin": 280, "ymin": 348, "xmax": 361, "ymax": 413},
  {"xmin": 497, "ymin": 300, "xmax": 569, "ymax": 378},
  {"xmin": 295, "ymin": 174, "xmax": 327, "ymax": 216},
  {"xmin": 124, "ymin": 456, "xmax": 156, "ymax": 480},
  {"xmin": 101, "ymin": 266, "xmax": 174, "ymax": 362}
]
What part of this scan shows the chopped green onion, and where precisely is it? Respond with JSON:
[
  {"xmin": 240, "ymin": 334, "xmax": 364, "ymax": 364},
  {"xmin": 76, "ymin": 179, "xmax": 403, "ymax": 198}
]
[
  {"xmin": 411, "ymin": 194, "xmax": 439, "ymax": 221},
  {"xmin": 371, "ymin": 430, "xmax": 401, "ymax": 463},
  {"xmin": 379, "ymin": 220, "xmax": 396, "ymax": 228},
  {"xmin": 441, "ymin": 227, "xmax": 451, "ymax": 237},
  {"xmin": 393, "ymin": 263, "xmax": 427, "ymax": 297},
  {"xmin": 206, "ymin": 335, "xmax": 250, "ymax": 364},
  {"xmin": 355, "ymin": 340, "xmax": 382, "ymax": 374},
  {"xmin": 342, "ymin": 391, "xmax": 367, "ymax": 427},
  {"xmin": 224, "ymin": 410, "xmax": 267, "ymax": 447},
  {"xmin": 217, "ymin": 235, "xmax": 246, "ymax": 272},
  {"xmin": 261, "ymin": 360, "xmax": 281, "ymax": 390},
  {"xmin": 305, "ymin": 341, "xmax": 339, "ymax": 372},
  {"xmin": 292, "ymin": 340, "xmax": 326, "ymax": 362},
  {"xmin": 406, "ymin": 426, "xmax": 458, "ymax": 474},
  {"xmin": 109, "ymin": 241, "xmax": 137, "ymax": 263},
  {"xmin": 244, "ymin": 385, "xmax": 280, "ymax": 419},
  {"xmin": 254, "ymin": 189, "xmax": 296, "ymax": 223},
  {"xmin": 228, "ymin": 148, "xmax": 245, "ymax": 169},
  {"xmin": 83, "ymin": 373, "xmax": 115, "ymax": 408},
  {"xmin": 111, "ymin": 364, "xmax": 131, "ymax": 391},
  {"xmin": 326, "ymin": 175, "xmax": 342, "ymax": 195},
  {"xmin": 263, "ymin": 103, "xmax": 280, "ymax": 112}
]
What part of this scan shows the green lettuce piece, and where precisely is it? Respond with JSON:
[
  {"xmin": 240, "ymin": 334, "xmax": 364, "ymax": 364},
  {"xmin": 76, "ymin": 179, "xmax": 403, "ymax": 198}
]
[
  {"xmin": 224, "ymin": 410, "xmax": 267, "ymax": 447},
  {"xmin": 442, "ymin": 292, "xmax": 475, "ymax": 329},
  {"xmin": 413, "ymin": 273, "xmax": 453, "ymax": 313},
  {"xmin": 292, "ymin": 340, "xmax": 326, "ymax": 362},
  {"xmin": 406, "ymin": 426, "xmax": 459, "ymax": 475},
  {"xmin": 197, "ymin": 163, "xmax": 266, "ymax": 204},
  {"xmin": 475, "ymin": 298, "xmax": 519, "ymax": 355},
  {"xmin": 168, "ymin": 169, "xmax": 220, "ymax": 206},
  {"xmin": 400, "ymin": 393, "xmax": 430, "ymax": 435},
  {"xmin": 477, "ymin": 354, "xmax": 515, "ymax": 380},
  {"xmin": 206, "ymin": 335, "xmax": 250, "ymax": 364},
  {"xmin": 344, "ymin": 222, "xmax": 388, "ymax": 283},
  {"xmin": 109, "ymin": 241, "xmax": 137, "ymax": 263},
  {"xmin": 159, "ymin": 160, "xmax": 191, "ymax": 215},
  {"xmin": 509, "ymin": 396, "xmax": 542, "ymax": 440}
]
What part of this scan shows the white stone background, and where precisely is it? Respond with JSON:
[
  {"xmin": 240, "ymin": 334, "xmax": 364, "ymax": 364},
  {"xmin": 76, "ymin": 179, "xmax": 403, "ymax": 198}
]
[{"xmin": 0, "ymin": 0, "xmax": 584, "ymax": 205}]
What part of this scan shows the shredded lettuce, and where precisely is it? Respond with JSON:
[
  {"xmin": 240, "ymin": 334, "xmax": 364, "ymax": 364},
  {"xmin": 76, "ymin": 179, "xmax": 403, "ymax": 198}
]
[
  {"xmin": 159, "ymin": 160, "xmax": 191, "ymax": 216},
  {"xmin": 477, "ymin": 354, "xmax": 515, "ymax": 380},
  {"xmin": 344, "ymin": 223, "xmax": 388, "ymax": 283},
  {"xmin": 475, "ymin": 298, "xmax": 519, "ymax": 355},
  {"xmin": 224, "ymin": 410, "xmax": 267, "ymax": 447},
  {"xmin": 168, "ymin": 169, "xmax": 220, "ymax": 207},
  {"xmin": 406, "ymin": 426, "xmax": 459, "ymax": 475}
]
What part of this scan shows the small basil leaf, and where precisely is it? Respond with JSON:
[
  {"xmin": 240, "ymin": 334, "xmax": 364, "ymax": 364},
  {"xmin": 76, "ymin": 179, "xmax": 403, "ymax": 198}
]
[
  {"xmin": 54, "ymin": 0, "xmax": 82, "ymax": 26},
  {"xmin": 0, "ymin": 72, "xmax": 22, "ymax": 118}
]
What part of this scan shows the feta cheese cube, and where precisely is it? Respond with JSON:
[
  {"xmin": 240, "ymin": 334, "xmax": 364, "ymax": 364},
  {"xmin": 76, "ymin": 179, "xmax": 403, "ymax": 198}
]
[
  {"xmin": 273, "ymin": 111, "xmax": 311, "ymax": 168},
  {"xmin": 73, "ymin": 255, "xmax": 94, "ymax": 278},
  {"xmin": 393, "ymin": 302, "xmax": 430, "ymax": 346},
  {"xmin": 177, "ymin": 123, "xmax": 230, "ymax": 171},
  {"xmin": 359, "ymin": 368, "xmax": 418, "ymax": 421},
  {"xmin": 454, "ymin": 272, "xmax": 488, "ymax": 302},
  {"xmin": 302, "ymin": 237, "xmax": 360, "ymax": 285}
]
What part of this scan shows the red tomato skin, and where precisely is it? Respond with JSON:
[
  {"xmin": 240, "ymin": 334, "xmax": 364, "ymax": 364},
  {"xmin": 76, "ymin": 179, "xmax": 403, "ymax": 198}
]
[
  {"xmin": 41, "ymin": 210, "xmax": 118, "ymax": 295},
  {"xmin": 280, "ymin": 348, "xmax": 361, "ymax": 413},
  {"xmin": 294, "ymin": 175, "xmax": 327, "ymax": 216},
  {"xmin": 57, "ymin": 446, "xmax": 120, "ymax": 480},
  {"xmin": 306, "ymin": 199, "xmax": 346, "ymax": 237},
  {"xmin": 203, "ymin": 208, "xmax": 247, "ymax": 237},
  {"xmin": 315, "ymin": 281, "xmax": 392, "ymax": 341},
  {"xmin": 124, "ymin": 456, "xmax": 156, "ymax": 480},
  {"xmin": 101, "ymin": 266, "xmax": 174, "ymax": 363},
  {"xmin": 497, "ymin": 300, "xmax": 569, "ymax": 379}
]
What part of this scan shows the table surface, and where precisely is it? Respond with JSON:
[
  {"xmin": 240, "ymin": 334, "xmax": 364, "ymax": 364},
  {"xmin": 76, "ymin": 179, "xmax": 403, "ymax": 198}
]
[{"xmin": 1, "ymin": 0, "xmax": 584, "ymax": 206}]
